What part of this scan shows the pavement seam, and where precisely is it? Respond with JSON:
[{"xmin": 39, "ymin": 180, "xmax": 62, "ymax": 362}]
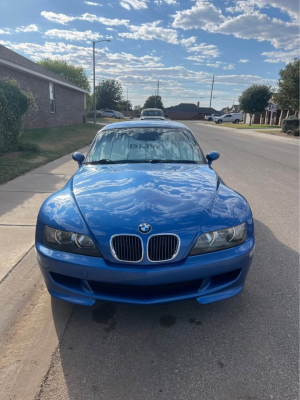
[
  {"xmin": 0, "ymin": 190, "xmax": 54, "ymax": 193},
  {"xmin": 34, "ymin": 305, "xmax": 75, "ymax": 400},
  {"xmin": 0, "ymin": 244, "xmax": 35, "ymax": 285},
  {"xmin": 0, "ymin": 223, "xmax": 36, "ymax": 227}
]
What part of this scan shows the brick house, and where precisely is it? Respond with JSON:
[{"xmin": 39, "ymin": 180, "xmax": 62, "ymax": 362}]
[
  {"xmin": 0, "ymin": 45, "xmax": 88, "ymax": 129},
  {"xmin": 166, "ymin": 103, "xmax": 220, "ymax": 120}
]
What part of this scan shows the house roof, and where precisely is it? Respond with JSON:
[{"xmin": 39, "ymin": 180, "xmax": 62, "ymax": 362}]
[
  {"xmin": 0, "ymin": 44, "xmax": 89, "ymax": 94},
  {"xmin": 166, "ymin": 103, "xmax": 219, "ymax": 114}
]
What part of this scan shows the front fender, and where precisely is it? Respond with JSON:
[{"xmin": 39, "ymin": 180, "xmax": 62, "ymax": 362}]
[{"xmin": 36, "ymin": 179, "xmax": 91, "ymax": 244}]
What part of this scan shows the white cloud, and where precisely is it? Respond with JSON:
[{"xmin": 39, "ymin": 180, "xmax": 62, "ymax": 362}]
[
  {"xmin": 41, "ymin": 11, "xmax": 129, "ymax": 26},
  {"xmin": 180, "ymin": 36, "xmax": 197, "ymax": 47},
  {"xmin": 261, "ymin": 48, "xmax": 300, "ymax": 63},
  {"xmin": 251, "ymin": 0, "xmax": 299, "ymax": 21},
  {"xmin": 44, "ymin": 29, "xmax": 103, "ymax": 42},
  {"xmin": 40, "ymin": 11, "xmax": 76, "ymax": 25},
  {"xmin": 226, "ymin": 1, "xmax": 256, "ymax": 14},
  {"xmin": 172, "ymin": 1, "xmax": 225, "ymax": 30},
  {"xmin": 106, "ymin": 27, "xmax": 116, "ymax": 31},
  {"xmin": 119, "ymin": 21, "xmax": 179, "ymax": 44},
  {"xmin": 215, "ymin": 12, "xmax": 299, "ymax": 49},
  {"xmin": 238, "ymin": 59, "xmax": 249, "ymax": 63},
  {"xmin": 84, "ymin": 1, "xmax": 103, "ymax": 5},
  {"xmin": 186, "ymin": 43, "xmax": 220, "ymax": 58},
  {"xmin": 119, "ymin": 0, "xmax": 148, "ymax": 10},
  {"xmin": 171, "ymin": 1, "xmax": 299, "ymax": 51},
  {"xmin": 16, "ymin": 24, "xmax": 39, "ymax": 33},
  {"xmin": 79, "ymin": 13, "xmax": 129, "ymax": 26},
  {"xmin": 0, "ymin": 28, "xmax": 12, "ymax": 35},
  {"xmin": 120, "ymin": 2, "xmax": 131, "ymax": 10},
  {"xmin": 187, "ymin": 58, "xmax": 235, "ymax": 69},
  {"xmin": 154, "ymin": 0, "xmax": 178, "ymax": 5}
]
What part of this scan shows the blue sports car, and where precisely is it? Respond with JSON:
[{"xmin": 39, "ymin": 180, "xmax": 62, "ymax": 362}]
[{"xmin": 35, "ymin": 120, "xmax": 255, "ymax": 306}]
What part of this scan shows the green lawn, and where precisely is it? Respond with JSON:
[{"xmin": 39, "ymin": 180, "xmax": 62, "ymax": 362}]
[{"xmin": 0, "ymin": 123, "xmax": 101, "ymax": 185}]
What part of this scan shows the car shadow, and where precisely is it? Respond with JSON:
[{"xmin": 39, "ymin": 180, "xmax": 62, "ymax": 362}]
[{"xmin": 48, "ymin": 219, "xmax": 299, "ymax": 400}]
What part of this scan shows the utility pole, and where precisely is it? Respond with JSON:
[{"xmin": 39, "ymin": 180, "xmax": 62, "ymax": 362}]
[
  {"xmin": 126, "ymin": 87, "xmax": 129, "ymax": 112},
  {"xmin": 209, "ymin": 74, "xmax": 214, "ymax": 109},
  {"xmin": 93, "ymin": 39, "xmax": 111, "ymax": 124},
  {"xmin": 154, "ymin": 90, "xmax": 157, "ymax": 108}
]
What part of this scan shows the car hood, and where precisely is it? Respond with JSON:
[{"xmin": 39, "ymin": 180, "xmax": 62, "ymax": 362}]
[
  {"xmin": 39, "ymin": 163, "xmax": 251, "ymax": 264},
  {"xmin": 72, "ymin": 163, "xmax": 249, "ymax": 237}
]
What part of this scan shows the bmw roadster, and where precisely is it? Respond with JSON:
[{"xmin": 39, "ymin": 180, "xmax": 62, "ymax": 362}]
[{"xmin": 35, "ymin": 120, "xmax": 255, "ymax": 306}]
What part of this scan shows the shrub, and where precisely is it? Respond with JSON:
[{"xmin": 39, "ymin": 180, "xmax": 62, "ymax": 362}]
[
  {"xmin": 282, "ymin": 117, "xmax": 299, "ymax": 133},
  {"xmin": 292, "ymin": 127, "xmax": 300, "ymax": 137},
  {"xmin": 0, "ymin": 78, "xmax": 36, "ymax": 152}
]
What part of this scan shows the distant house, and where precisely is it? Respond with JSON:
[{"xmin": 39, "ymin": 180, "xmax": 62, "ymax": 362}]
[
  {"xmin": 0, "ymin": 45, "xmax": 89, "ymax": 129},
  {"xmin": 166, "ymin": 103, "xmax": 220, "ymax": 120},
  {"xmin": 221, "ymin": 105, "xmax": 240, "ymax": 114}
]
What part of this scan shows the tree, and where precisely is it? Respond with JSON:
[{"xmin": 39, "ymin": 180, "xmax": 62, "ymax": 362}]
[
  {"xmin": 117, "ymin": 100, "xmax": 132, "ymax": 111},
  {"xmin": 239, "ymin": 84, "xmax": 273, "ymax": 125},
  {"xmin": 37, "ymin": 58, "xmax": 90, "ymax": 91},
  {"xmin": 0, "ymin": 78, "xmax": 36, "ymax": 151},
  {"xmin": 96, "ymin": 79, "xmax": 123, "ymax": 110},
  {"xmin": 143, "ymin": 95, "xmax": 164, "ymax": 110},
  {"xmin": 273, "ymin": 58, "xmax": 300, "ymax": 114}
]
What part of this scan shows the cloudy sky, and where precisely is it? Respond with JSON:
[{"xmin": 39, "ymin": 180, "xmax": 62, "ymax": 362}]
[{"xmin": 0, "ymin": 0, "xmax": 299, "ymax": 109}]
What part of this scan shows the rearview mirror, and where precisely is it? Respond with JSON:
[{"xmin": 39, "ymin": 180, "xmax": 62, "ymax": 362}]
[
  {"xmin": 72, "ymin": 152, "xmax": 85, "ymax": 167},
  {"xmin": 206, "ymin": 151, "xmax": 220, "ymax": 167}
]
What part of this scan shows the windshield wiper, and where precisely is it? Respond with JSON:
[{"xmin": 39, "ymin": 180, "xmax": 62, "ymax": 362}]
[
  {"xmin": 147, "ymin": 159, "xmax": 200, "ymax": 164},
  {"xmin": 85, "ymin": 159, "xmax": 116, "ymax": 164}
]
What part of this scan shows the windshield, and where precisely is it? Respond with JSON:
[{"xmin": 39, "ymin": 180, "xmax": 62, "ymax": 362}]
[
  {"xmin": 85, "ymin": 128, "xmax": 205, "ymax": 164},
  {"xmin": 142, "ymin": 110, "xmax": 164, "ymax": 117}
]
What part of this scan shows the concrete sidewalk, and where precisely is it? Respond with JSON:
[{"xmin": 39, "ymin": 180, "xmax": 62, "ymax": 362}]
[{"xmin": 0, "ymin": 146, "xmax": 89, "ymax": 282}]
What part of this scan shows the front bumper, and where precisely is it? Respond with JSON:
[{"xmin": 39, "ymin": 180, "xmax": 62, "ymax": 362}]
[{"xmin": 36, "ymin": 238, "xmax": 254, "ymax": 306}]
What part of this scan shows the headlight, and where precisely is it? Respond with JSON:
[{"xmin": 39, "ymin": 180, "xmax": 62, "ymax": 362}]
[
  {"xmin": 189, "ymin": 222, "xmax": 246, "ymax": 256},
  {"xmin": 44, "ymin": 225, "xmax": 101, "ymax": 257}
]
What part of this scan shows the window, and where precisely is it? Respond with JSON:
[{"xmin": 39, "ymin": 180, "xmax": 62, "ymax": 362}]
[
  {"xmin": 49, "ymin": 82, "xmax": 55, "ymax": 113},
  {"xmin": 85, "ymin": 128, "xmax": 205, "ymax": 164},
  {"xmin": 142, "ymin": 110, "xmax": 164, "ymax": 117}
]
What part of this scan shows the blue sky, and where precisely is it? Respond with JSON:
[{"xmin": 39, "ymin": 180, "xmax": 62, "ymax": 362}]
[{"xmin": 0, "ymin": 0, "xmax": 299, "ymax": 109}]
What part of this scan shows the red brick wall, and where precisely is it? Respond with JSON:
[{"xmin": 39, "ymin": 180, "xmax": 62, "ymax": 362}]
[{"xmin": 0, "ymin": 65, "xmax": 86, "ymax": 129}]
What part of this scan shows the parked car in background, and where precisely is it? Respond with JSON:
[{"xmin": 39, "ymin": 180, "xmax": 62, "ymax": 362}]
[
  {"xmin": 100, "ymin": 109, "xmax": 120, "ymax": 119},
  {"xmin": 205, "ymin": 114, "xmax": 220, "ymax": 121},
  {"xmin": 214, "ymin": 113, "xmax": 243, "ymax": 124},
  {"xmin": 140, "ymin": 108, "xmax": 165, "ymax": 120}
]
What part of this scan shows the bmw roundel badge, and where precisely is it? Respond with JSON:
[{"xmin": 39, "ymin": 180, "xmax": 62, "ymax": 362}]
[{"xmin": 138, "ymin": 223, "xmax": 151, "ymax": 234}]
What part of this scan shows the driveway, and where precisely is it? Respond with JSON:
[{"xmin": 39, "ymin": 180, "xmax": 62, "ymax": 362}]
[{"xmin": 0, "ymin": 122, "xmax": 299, "ymax": 400}]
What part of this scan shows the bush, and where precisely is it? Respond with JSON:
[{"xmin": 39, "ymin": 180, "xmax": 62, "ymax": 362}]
[
  {"xmin": 282, "ymin": 117, "xmax": 299, "ymax": 133},
  {"xmin": 292, "ymin": 127, "xmax": 300, "ymax": 137},
  {"xmin": 0, "ymin": 78, "xmax": 36, "ymax": 152}
]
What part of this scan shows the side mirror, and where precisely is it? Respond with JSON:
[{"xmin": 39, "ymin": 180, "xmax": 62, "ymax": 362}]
[
  {"xmin": 72, "ymin": 152, "xmax": 85, "ymax": 167},
  {"xmin": 206, "ymin": 151, "xmax": 220, "ymax": 167}
]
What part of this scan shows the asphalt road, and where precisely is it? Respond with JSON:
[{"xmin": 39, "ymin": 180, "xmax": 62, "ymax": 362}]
[
  {"xmin": 1, "ymin": 122, "xmax": 298, "ymax": 400},
  {"xmin": 36, "ymin": 122, "xmax": 299, "ymax": 400}
]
